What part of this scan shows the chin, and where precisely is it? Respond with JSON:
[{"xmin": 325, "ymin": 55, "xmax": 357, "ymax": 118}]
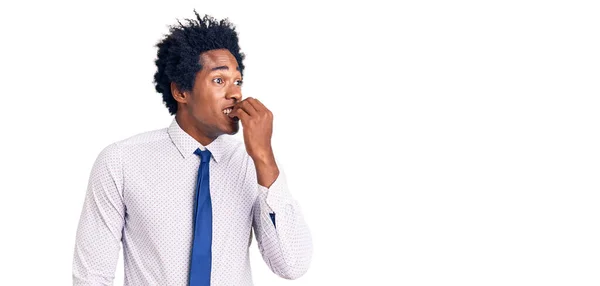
[
  {"xmin": 222, "ymin": 125, "xmax": 239, "ymax": 136},
  {"xmin": 228, "ymin": 128, "xmax": 239, "ymax": 135}
]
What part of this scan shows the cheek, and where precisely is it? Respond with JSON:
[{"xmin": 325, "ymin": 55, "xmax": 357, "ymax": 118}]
[
  {"xmin": 193, "ymin": 95, "xmax": 222, "ymax": 119},
  {"xmin": 185, "ymin": 95, "xmax": 207, "ymax": 119}
]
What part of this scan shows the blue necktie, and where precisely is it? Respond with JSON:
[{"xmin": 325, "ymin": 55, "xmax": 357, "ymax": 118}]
[{"xmin": 189, "ymin": 148, "xmax": 212, "ymax": 285}]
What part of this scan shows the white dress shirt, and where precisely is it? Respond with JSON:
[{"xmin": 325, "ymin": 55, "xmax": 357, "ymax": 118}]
[{"xmin": 72, "ymin": 117, "xmax": 312, "ymax": 285}]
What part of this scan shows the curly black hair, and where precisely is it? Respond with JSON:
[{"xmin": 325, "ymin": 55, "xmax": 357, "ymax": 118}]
[{"xmin": 153, "ymin": 11, "xmax": 245, "ymax": 115}]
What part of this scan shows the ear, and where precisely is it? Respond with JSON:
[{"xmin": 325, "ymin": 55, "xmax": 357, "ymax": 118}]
[{"xmin": 171, "ymin": 82, "xmax": 188, "ymax": 104}]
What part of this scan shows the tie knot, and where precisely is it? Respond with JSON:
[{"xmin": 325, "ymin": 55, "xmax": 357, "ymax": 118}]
[{"xmin": 194, "ymin": 148, "xmax": 212, "ymax": 163}]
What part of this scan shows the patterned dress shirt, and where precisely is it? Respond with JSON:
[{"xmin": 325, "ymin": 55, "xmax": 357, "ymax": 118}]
[{"xmin": 72, "ymin": 117, "xmax": 312, "ymax": 285}]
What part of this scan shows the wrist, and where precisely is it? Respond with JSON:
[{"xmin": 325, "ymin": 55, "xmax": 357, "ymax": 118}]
[
  {"xmin": 250, "ymin": 148, "xmax": 276, "ymax": 166},
  {"xmin": 251, "ymin": 149, "xmax": 279, "ymax": 188}
]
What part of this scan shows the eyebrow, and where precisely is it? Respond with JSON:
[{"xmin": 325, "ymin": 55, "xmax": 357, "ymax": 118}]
[{"xmin": 210, "ymin": 66, "xmax": 240, "ymax": 71}]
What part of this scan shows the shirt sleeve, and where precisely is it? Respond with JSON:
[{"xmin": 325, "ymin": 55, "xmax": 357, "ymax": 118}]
[
  {"xmin": 72, "ymin": 143, "xmax": 125, "ymax": 286},
  {"xmin": 251, "ymin": 164, "xmax": 313, "ymax": 280}
]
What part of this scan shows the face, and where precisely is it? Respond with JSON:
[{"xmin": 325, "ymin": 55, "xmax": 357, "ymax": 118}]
[{"xmin": 178, "ymin": 49, "xmax": 243, "ymax": 139}]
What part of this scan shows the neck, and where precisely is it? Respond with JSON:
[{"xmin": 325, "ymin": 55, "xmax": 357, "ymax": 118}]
[{"xmin": 175, "ymin": 112, "xmax": 217, "ymax": 146}]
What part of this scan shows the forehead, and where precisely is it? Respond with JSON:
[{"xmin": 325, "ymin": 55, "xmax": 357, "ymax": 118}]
[{"xmin": 199, "ymin": 49, "xmax": 239, "ymax": 70}]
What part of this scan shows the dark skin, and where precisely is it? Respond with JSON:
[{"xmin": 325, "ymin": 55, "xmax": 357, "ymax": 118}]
[{"xmin": 171, "ymin": 49, "xmax": 279, "ymax": 188}]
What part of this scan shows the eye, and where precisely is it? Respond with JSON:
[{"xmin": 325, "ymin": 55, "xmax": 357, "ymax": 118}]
[
  {"xmin": 235, "ymin": 79, "xmax": 244, "ymax": 86},
  {"xmin": 213, "ymin": 78, "xmax": 224, "ymax": 84}
]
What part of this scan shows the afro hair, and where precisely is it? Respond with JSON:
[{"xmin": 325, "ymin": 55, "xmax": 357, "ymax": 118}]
[{"xmin": 153, "ymin": 11, "xmax": 245, "ymax": 115}]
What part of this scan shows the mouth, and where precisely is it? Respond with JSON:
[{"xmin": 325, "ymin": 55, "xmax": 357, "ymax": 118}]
[{"xmin": 222, "ymin": 106, "xmax": 239, "ymax": 121}]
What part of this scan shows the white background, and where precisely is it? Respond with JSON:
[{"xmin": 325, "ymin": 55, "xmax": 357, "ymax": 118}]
[{"xmin": 0, "ymin": 0, "xmax": 599, "ymax": 285}]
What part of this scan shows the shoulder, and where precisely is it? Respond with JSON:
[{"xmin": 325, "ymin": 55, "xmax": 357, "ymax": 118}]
[
  {"xmin": 116, "ymin": 127, "xmax": 170, "ymax": 148},
  {"xmin": 94, "ymin": 126, "xmax": 170, "ymax": 163}
]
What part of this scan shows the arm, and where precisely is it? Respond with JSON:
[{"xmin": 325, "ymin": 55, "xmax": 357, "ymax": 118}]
[
  {"xmin": 251, "ymin": 159, "xmax": 313, "ymax": 280},
  {"xmin": 231, "ymin": 97, "xmax": 312, "ymax": 279},
  {"xmin": 72, "ymin": 143, "xmax": 125, "ymax": 286}
]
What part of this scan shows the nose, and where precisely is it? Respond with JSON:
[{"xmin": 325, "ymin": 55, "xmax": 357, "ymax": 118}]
[{"xmin": 226, "ymin": 87, "xmax": 242, "ymax": 103}]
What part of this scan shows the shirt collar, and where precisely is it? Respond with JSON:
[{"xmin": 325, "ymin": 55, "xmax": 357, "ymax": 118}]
[{"xmin": 167, "ymin": 117, "xmax": 230, "ymax": 163}]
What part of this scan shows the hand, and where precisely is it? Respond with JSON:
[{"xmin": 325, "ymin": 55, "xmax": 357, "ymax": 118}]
[{"xmin": 229, "ymin": 97, "xmax": 275, "ymax": 164}]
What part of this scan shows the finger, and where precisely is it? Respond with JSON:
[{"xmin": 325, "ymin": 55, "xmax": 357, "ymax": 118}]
[
  {"xmin": 251, "ymin": 98, "xmax": 268, "ymax": 111},
  {"xmin": 228, "ymin": 107, "xmax": 242, "ymax": 118},
  {"xmin": 235, "ymin": 98, "xmax": 258, "ymax": 116},
  {"xmin": 249, "ymin": 98, "xmax": 273, "ymax": 119},
  {"xmin": 229, "ymin": 101, "xmax": 249, "ymax": 117},
  {"xmin": 235, "ymin": 107, "xmax": 250, "ymax": 122},
  {"xmin": 245, "ymin": 98, "xmax": 266, "ymax": 113}
]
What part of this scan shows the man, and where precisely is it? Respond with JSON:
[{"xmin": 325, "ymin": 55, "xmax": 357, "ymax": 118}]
[{"xmin": 72, "ymin": 11, "xmax": 312, "ymax": 286}]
